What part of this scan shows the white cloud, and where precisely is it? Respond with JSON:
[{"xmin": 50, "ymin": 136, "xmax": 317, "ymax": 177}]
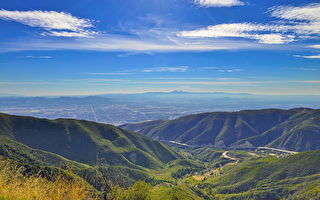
[
  {"xmin": 0, "ymin": 9, "xmax": 96, "ymax": 37},
  {"xmin": 199, "ymin": 67, "xmax": 219, "ymax": 70},
  {"xmin": 309, "ymin": 44, "xmax": 320, "ymax": 49},
  {"xmin": 199, "ymin": 67, "xmax": 244, "ymax": 73},
  {"xmin": 44, "ymin": 31, "xmax": 95, "ymax": 38},
  {"xmin": 85, "ymin": 73, "xmax": 131, "ymax": 75},
  {"xmin": 219, "ymin": 68, "xmax": 243, "ymax": 73},
  {"xmin": 294, "ymin": 54, "xmax": 320, "ymax": 59},
  {"xmin": 39, "ymin": 56, "xmax": 52, "ymax": 58},
  {"xmin": 177, "ymin": 23, "xmax": 294, "ymax": 44},
  {"xmin": 143, "ymin": 66, "xmax": 189, "ymax": 72},
  {"xmin": 0, "ymin": 34, "xmax": 273, "ymax": 53},
  {"xmin": 24, "ymin": 55, "xmax": 52, "ymax": 58},
  {"xmin": 194, "ymin": 0, "xmax": 245, "ymax": 7},
  {"xmin": 0, "ymin": 5, "xmax": 319, "ymax": 53},
  {"xmin": 254, "ymin": 34, "xmax": 295, "ymax": 44},
  {"xmin": 295, "ymin": 80, "xmax": 320, "ymax": 83},
  {"xmin": 64, "ymin": 78, "xmax": 129, "ymax": 83},
  {"xmin": 178, "ymin": 3, "xmax": 320, "ymax": 44},
  {"xmin": 216, "ymin": 78, "xmax": 240, "ymax": 80},
  {"xmin": 270, "ymin": 3, "xmax": 320, "ymax": 36},
  {"xmin": 178, "ymin": 23, "xmax": 267, "ymax": 38},
  {"xmin": 271, "ymin": 4, "xmax": 320, "ymax": 21},
  {"xmin": 299, "ymin": 67, "xmax": 320, "ymax": 71}
]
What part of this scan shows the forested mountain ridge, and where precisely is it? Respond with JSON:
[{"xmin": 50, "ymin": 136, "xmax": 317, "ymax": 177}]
[
  {"xmin": 120, "ymin": 108, "xmax": 320, "ymax": 151},
  {"xmin": 0, "ymin": 112, "xmax": 180, "ymax": 170}
]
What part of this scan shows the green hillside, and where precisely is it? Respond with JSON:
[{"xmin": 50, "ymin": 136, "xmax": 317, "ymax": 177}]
[
  {"xmin": 0, "ymin": 135, "xmax": 91, "ymax": 169},
  {"xmin": 0, "ymin": 113, "xmax": 180, "ymax": 170},
  {"xmin": 235, "ymin": 109, "xmax": 320, "ymax": 151},
  {"xmin": 204, "ymin": 150, "xmax": 320, "ymax": 199},
  {"xmin": 121, "ymin": 108, "xmax": 320, "ymax": 151},
  {"xmin": 0, "ymin": 112, "xmax": 319, "ymax": 199},
  {"xmin": 103, "ymin": 149, "xmax": 320, "ymax": 200}
]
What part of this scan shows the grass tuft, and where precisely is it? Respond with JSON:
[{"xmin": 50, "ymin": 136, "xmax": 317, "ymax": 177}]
[{"xmin": 0, "ymin": 160, "xmax": 94, "ymax": 200}]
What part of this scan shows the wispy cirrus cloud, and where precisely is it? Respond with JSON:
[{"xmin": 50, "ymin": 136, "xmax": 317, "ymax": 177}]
[
  {"xmin": 295, "ymin": 80, "xmax": 320, "ymax": 84},
  {"xmin": 0, "ymin": 33, "xmax": 269, "ymax": 53},
  {"xmin": 1, "ymin": 4, "xmax": 319, "ymax": 53},
  {"xmin": 194, "ymin": 0, "xmax": 245, "ymax": 7},
  {"xmin": 23, "ymin": 55, "xmax": 52, "ymax": 59},
  {"xmin": 84, "ymin": 72, "xmax": 131, "ymax": 75},
  {"xmin": 309, "ymin": 44, "xmax": 320, "ymax": 49},
  {"xmin": 294, "ymin": 43, "xmax": 320, "ymax": 59},
  {"xmin": 152, "ymin": 77, "xmax": 214, "ymax": 80},
  {"xmin": 270, "ymin": 4, "xmax": 320, "ymax": 36},
  {"xmin": 178, "ymin": 23, "xmax": 294, "ymax": 44},
  {"xmin": 0, "ymin": 9, "xmax": 96, "ymax": 38},
  {"xmin": 299, "ymin": 67, "xmax": 320, "ymax": 71},
  {"xmin": 199, "ymin": 66, "xmax": 244, "ymax": 73},
  {"xmin": 218, "ymin": 69, "xmax": 243, "ymax": 73},
  {"xmin": 178, "ymin": 3, "xmax": 320, "ymax": 45},
  {"xmin": 294, "ymin": 54, "xmax": 320, "ymax": 59},
  {"xmin": 216, "ymin": 78, "xmax": 240, "ymax": 80},
  {"xmin": 142, "ymin": 66, "xmax": 189, "ymax": 72}
]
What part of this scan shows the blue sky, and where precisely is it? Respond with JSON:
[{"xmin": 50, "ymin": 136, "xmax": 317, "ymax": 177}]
[{"xmin": 0, "ymin": 0, "xmax": 320, "ymax": 96}]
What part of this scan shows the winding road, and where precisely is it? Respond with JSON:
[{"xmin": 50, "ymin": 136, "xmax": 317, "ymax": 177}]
[
  {"xmin": 222, "ymin": 151, "xmax": 238, "ymax": 160},
  {"xmin": 257, "ymin": 147, "xmax": 298, "ymax": 154}
]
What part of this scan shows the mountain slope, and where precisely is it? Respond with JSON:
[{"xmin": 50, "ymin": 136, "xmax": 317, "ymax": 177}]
[
  {"xmin": 0, "ymin": 135, "xmax": 90, "ymax": 170},
  {"xmin": 120, "ymin": 108, "xmax": 320, "ymax": 151},
  {"xmin": 0, "ymin": 113, "xmax": 180, "ymax": 170},
  {"xmin": 205, "ymin": 150, "xmax": 320, "ymax": 199},
  {"xmin": 234, "ymin": 109, "xmax": 320, "ymax": 151}
]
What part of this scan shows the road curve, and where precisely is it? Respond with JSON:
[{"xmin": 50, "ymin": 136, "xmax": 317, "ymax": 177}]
[
  {"xmin": 222, "ymin": 151, "xmax": 238, "ymax": 160},
  {"xmin": 257, "ymin": 147, "xmax": 298, "ymax": 154}
]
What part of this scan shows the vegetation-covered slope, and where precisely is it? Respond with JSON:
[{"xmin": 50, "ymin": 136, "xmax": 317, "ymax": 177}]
[
  {"xmin": 0, "ymin": 113, "xmax": 180, "ymax": 170},
  {"xmin": 235, "ymin": 109, "xmax": 320, "ymax": 151},
  {"xmin": 121, "ymin": 108, "xmax": 320, "ymax": 151},
  {"xmin": 205, "ymin": 150, "xmax": 320, "ymax": 199},
  {"xmin": 0, "ymin": 112, "xmax": 319, "ymax": 199}
]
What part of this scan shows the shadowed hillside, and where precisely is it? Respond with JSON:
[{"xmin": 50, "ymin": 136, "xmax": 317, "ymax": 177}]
[{"xmin": 0, "ymin": 113, "xmax": 180, "ymax": 170}]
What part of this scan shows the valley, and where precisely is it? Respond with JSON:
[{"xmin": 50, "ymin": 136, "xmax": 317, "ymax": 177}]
[{"xmin": 0, "ymin": 110, "xmax": 319, "ymax": 199}]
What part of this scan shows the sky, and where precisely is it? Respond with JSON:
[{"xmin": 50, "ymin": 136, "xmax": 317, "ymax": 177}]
[{"xmin": 0, "ymin": 0, "xmax": 320, "ymax": 96}]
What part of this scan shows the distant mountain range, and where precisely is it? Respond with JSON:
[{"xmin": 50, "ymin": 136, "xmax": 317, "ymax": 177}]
[
  {"xmin": 1, "ymin": 93, "xmax": 320, "ymax": 125},
  {"xmin": 120, "ymin": 108, "xmax": 320, "ymax": 151},
  {"xmin": 0, "ymin": 90, "xmax": 253, "ymax": 97}
]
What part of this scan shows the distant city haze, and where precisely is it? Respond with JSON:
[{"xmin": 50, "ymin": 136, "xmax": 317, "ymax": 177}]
[{"xmin": 0, "ymin": 92, "xmax": 319, "ymax": 125}]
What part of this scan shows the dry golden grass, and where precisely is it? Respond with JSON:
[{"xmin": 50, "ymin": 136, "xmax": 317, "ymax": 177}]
[
  {"xmin": 0, "ymin": 160, "xmax": 94, "ymax": 200},
  {"xmin": 192, "ymin": 169, "xmax": 221, "ymax": 181}
]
